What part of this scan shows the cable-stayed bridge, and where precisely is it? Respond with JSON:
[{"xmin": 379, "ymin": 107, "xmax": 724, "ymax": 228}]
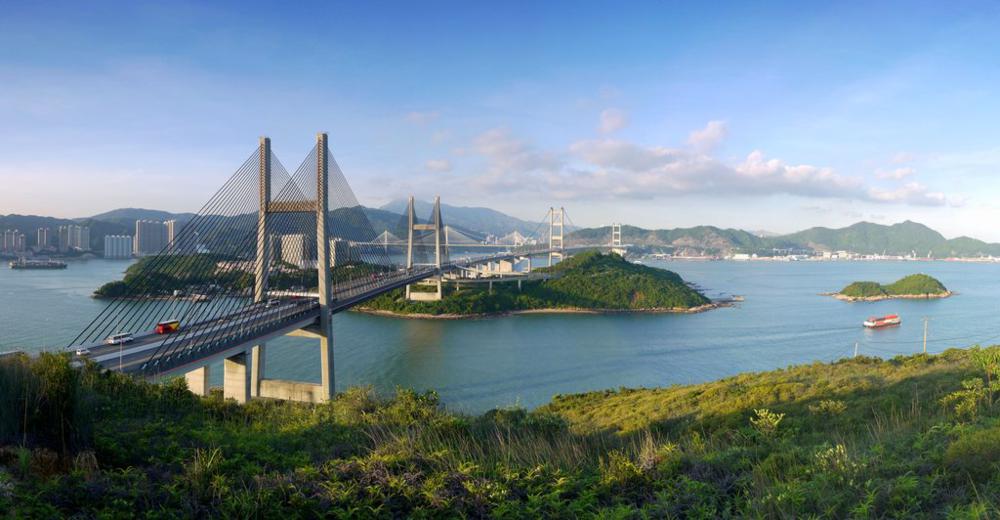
[{"xmin": 69, "ymin": 133, "xmax": 591, "ymax": 403}]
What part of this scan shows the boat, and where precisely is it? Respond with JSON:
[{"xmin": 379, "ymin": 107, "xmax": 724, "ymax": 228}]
[
  {"xmin": 8, "ymin": 258, "xmax": 67, "ymax": 270},
  {"xmin": 864, "ymin": 314, "xmax": 901, "ymax": 328}
]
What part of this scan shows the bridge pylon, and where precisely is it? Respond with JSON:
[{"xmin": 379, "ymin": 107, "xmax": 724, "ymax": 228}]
[
  {"xmin": 549, "ymin": 206, "xmax": 565, "ymax": 266},
  {"xmin": 405, "ymin": 195, "xmax": 447, "ymax": 300},
  {"xmin": 185, "ymin": 133, "xmax": 337, "ymax": 404}
]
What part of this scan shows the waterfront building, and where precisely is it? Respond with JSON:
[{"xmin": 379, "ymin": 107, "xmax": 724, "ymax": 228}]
[
  {"xmin": 56, "ymin": 225, "xmax": 90, "ymax": 251},
  {"xmin": 103, "ymin": 235, "xmax": 133, "ymax": 259},
  {"xmin": 36, "ymin": 228, "xmax": 49, "ymax": 250},
  {"xmin": 133, "ymin": 220, "xmax": 168, "ymax": 256},
  {"xmin": 70, "ymin": 225, "xmax": 90, "ymax": 251},
  {"xmin": 1, "ymin": 230, "xmax": 26, "ymax": 253},
  {"xmin": 331, "ymin": 238, "xmax": 353, "ymax": 267},
  {"xmin": 281, "ymin": 233, "xmax": 310, "ymax": 269},
  {"xmin": 57, "ymin": 226, "xmax": 70, "ymax": 252},
  {"xmin": 165, "ymin": 219, "xmax": 177, "ymax": 252}
]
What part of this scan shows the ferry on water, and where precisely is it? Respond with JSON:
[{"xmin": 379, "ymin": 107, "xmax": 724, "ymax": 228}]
[
  {"xmin": 864, "ymin": 314, "xmax": 901, "ymax": 329},
  {"xmin": 8, "ymin": 258, "xmax": 67, "ymax": 270}
]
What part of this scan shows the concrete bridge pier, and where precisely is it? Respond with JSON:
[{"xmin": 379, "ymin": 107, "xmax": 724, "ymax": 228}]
[
  {"xmin": 223, "ymin": 351, "xmax": 251, "ymax": 404},
  {"xmin": 250, "ymin": 344, "xmax": 265, "ymax": 398},
  {"xmin": 184, "ymin": 365, "xmax": 211, "ymax": 397}
]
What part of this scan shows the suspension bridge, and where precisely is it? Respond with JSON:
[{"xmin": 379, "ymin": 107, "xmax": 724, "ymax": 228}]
[{"xmin": 69, "ymin": 133, "xmax": 598, "ymax": 404}]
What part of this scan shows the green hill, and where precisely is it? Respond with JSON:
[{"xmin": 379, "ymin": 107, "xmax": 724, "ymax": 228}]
[
  {"xmin": 837, "ymin": 274, "xmax": 950, "ymax": 300},
  {"xmin": 7, "ymin": 345, "xmax": 1000, "ymax": 516},
  {"xmin": 362, "ymin": 251, "xmax": 712, "ymax": 316},
  {"xmin": 569, "ymin": 220, "xmax": 1000, "ymax": 257}
]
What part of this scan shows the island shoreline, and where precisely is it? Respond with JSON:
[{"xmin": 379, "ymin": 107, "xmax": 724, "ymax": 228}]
[
  {"xmin": 353, "ymin": 301, "xmax": 730, "ymax": 320},
  {"xmin": 823, "ymin": 291, "xmax": 953, "ymax": 302}
]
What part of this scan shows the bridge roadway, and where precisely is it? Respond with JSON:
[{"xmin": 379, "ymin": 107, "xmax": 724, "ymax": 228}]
[{"xmin": 80, "ymin": 248, "xmax": 568, "ymax": 379}]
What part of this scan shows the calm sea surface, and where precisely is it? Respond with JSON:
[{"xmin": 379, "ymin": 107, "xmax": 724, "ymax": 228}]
[{"xmin": 2, "ymin": 258, "xmax": 999, "ymax": 412}]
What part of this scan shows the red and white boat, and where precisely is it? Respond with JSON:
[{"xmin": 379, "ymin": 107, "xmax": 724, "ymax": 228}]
[{"xmin": 864, "ymin": 314, "xmax": 901, "ymax": 328}]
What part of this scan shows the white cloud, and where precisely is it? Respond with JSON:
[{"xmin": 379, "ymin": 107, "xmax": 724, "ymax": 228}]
[
  {"xmin": 405, "ymin": 111, "xmax": 440, "ymax": 124},
  {"xmin": 686, "ymin": 120, "xmax": 728, "ymax": 151},
  {"xmin": 875, "ymin": 167, "xmax": 916, "ymax": 180},
  {"xmin": 457, "ymin": 123, "xmax": 959, "ymax": 208},
  {"xmin": 425, "ymin": 159, "xmax": 452, "ymax": 173},
  {"xmin": 598, "ymin": 108, "xmax": 628, "ymax": 134},
  {"xmin": 867, "ymin": 182, "xmax": 953, "ymax": 206}
]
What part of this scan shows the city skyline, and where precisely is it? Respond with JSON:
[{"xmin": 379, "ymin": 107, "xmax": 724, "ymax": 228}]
[{"xmin": 3, "ymin": 2, "xmax": 1000, "ymax": 238}]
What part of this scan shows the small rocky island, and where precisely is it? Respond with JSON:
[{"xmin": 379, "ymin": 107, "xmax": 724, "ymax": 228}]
[
  {"xmin": 831, "ymin": 273, "xmax": 951, "ymax": 302},
  {"xmin": 360, "ymin": 251, "xmax": 718, "ymax": 318}
]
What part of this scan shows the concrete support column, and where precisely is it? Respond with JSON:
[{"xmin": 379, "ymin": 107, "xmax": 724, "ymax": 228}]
[
  {"xmin": 185, "ymin": 365, "xmax": 211, "ymax": 397},
  {"xmin": 224, "ymin": 352, "xmax": 251, "ymax": 404},
  {"xmin": 320, "ymin": 333, "xmax": 335, "ymax": 401},
  {"xmin": 316, "ymin": 132, "xmax": 335, "ymax": 402},
  {"xmin": 250, "ymin": 344, "xmax": 265, "ymax": 398}
]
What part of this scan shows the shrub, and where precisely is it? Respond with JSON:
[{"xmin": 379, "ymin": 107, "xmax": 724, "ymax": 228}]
[
  {"xmin": 750, "ymin": 409, "xmax": 785, "ymax": 439},
  {"xmin": 944, "ymin": 427, "xmax": 1000, "ymax": 480}
]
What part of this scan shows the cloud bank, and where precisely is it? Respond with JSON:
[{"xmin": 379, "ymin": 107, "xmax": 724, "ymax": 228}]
[{"xmin": 460, "ymin": 121, "xmax": 955, "ymax": 207}]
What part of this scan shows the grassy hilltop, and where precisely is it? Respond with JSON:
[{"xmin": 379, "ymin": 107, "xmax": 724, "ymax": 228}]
[
  {"xmin": 837, "ymin": 273, "xmax": 950, "ymax": 300},
  {"xmin": 6, "ymin": 347, "xmax": 1000, "ymax": 516},
  {"xmin": 363, "ymin": 251, "xmax": 712, "ymax": 316}
]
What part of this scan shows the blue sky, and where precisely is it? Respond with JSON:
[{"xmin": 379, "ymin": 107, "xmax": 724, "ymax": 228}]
[{"xmin": 2, "ymin": 1, "xmax": 1000, "ymax": 238}]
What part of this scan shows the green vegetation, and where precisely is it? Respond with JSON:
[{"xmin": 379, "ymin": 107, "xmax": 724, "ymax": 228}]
[
  {"xmin": 363, "ymin": 251, "xmax": 711, "ymax": 316},
  {"xmin": 837, "ymin": 273, "xmax": 950, "ymax": 299},
  {"xmin": 570, "ymin": 220, "xmax": 1000, "ymax": 257},
  {"xmin": 8, "ymin": 346, "xmax": 1000, "ymax": 516},
  {"xmin": 94, "ymin": 255, "xmax": 390, "ymax": 297}
]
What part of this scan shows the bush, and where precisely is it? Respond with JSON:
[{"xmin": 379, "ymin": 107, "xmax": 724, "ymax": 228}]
[{"xmin": 944, "ymin": 427, "xmax": 1000, "ymax": 480}]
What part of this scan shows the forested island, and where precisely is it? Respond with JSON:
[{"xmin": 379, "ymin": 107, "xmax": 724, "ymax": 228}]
[
  {"xmin": 832, "ymin": 273, "xmax": 951, "ymax": 301},
  {"xmin": 93, "ymin": 255, "xmax": 384, "ymax": 298},
  {"xmin": 6, "ymin": 346, "xmax": 1000, "ymax": 516},
  {"xmin": 360, "ymin": 251, "xmax": 714, "ymax": 317}
]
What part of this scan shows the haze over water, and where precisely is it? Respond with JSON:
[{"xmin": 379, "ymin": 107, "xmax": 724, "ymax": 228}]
[{"xmin": 2, "ymin": 258, "xmax": 998, "ymax": 412}]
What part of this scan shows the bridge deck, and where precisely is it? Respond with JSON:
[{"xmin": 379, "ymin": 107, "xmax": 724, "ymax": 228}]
[{"xmin": 82, "ymin": 248, "xmax": 577, "ymax": 379}]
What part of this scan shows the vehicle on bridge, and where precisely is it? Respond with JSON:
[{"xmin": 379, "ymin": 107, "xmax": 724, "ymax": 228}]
[
  {"xmin": 105, "ymin": 332, "xmax": 135, "ymax": 345},
  {"xmin": 155, "ymin": 319, "xmax": 181, "ymax": 334}
]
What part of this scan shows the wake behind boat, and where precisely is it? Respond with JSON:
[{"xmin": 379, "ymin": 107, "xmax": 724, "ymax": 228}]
[{"xmin": 864, "ymin": 314, "xmax": 901, "ymax": 328}]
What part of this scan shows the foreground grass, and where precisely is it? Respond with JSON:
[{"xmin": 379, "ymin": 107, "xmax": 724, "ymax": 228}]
[{"xmin": 4, "ymin": 347, "xmax": 1000, "ymax": 517}]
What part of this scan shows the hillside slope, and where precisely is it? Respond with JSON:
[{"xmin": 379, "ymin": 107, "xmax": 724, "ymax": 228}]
[{"xmin": 5, "ymin": 347, "xmax": 1000, "ymax": 517}]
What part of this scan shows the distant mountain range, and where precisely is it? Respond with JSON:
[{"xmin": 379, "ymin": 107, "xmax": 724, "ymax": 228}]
[
  {"xmin": 4, "ymin": 204, "xmax": 1000, "ymax": 258},
  {"xmin": 379, "ymin": 199, "xmax": 539, "ymax": 237},
  {"xmin": 571, "ymin": 220, "xmax": 1000, "ymax": 258}
]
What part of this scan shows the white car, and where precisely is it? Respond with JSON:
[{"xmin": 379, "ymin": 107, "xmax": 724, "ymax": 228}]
[
  {"xmin": 105, "ymin": 332, "xmax": 135, "ymax": 345},
  {"xmin": 75, "ymin": 347, "xmax": 90, "ymax": 356},
  {"xmin": 266, "ymin": 298, "xmax": 281, "ymax": 308}
]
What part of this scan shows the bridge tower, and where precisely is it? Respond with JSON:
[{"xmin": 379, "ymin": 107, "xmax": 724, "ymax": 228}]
[
  {"xmin": 187, "ymin": 133, "xmax": 337, "ymax": 404},
  {"xmin": 405, "ymin": 196, "xmax": 447, "ymax": 300},
  {"xmin": 549, "ymin": 206, "xmax": 565, "ymax": 266},
  {"xmin": 611, "ymin": 222, "xmax": 628, "ymax": 257}
]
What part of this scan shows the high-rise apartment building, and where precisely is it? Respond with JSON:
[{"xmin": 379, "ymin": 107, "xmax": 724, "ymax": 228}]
[
  {"xmin": 103, "ymin": 235, "xmax": 133, "ymax": 259},
  {"xmin": 1, "ymin": 230, "xmax": 26, "ymax": 253},
  {"xmin": 133, "ymin": 220, "xmax": 168, "ymax": 256},
  {"xmin": 36, "ymin": 228, "xmax": 49, "ymax": 250},
  {"xmin": 165, "ymin": 220, "xmax": 177, "ymax": 251},
  {"xmin": 56, "ymin": 225, "xmax": 91, "ymax": 251},
  {"xmin": 281, "ymin": 234, "xmax": 310, "ymax": 268},
  {"xmin": 57, "ymin": 226, "xmax": 70, "ymax": 252}
]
